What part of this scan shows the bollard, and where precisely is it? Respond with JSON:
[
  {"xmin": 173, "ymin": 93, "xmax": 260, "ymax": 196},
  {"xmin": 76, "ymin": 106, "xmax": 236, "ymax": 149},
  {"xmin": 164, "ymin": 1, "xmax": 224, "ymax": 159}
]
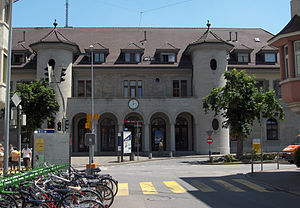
[
  {"xmin": 169, "ymin": 151, "xmax": 173, "ymax": 157},
  {"xmin": 277, "ymin": 152, "xmax": 280, "ymax": 169},
  {"xmin": 130, "ymin": 153, "xmax": 135, "ymax": 161},
  {"xmin": 149, "ymin": 153, "xmax": 152, "ymax": 159},
  {"xmin": 117, "ymin": 156, "xmax": 121, "ymax": 163}
]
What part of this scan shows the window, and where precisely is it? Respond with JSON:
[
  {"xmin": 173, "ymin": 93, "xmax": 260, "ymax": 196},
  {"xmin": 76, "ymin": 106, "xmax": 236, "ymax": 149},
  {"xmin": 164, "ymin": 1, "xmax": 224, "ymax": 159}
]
[
  {"xmin": 13, "ymin": 53, "xmax": 25, "ymax": 64},
  {"xmin": 123, "ymin": 80, "xmax": 142, "ymax": 98},
  {"xmin": 4, "ymin": 3, "xmax": 9, "ymax": 24},
  {"xmin": 264, "ymin": 53, "xmax": 276, "ymax": 63},
  {"xmin": 173, "ymin": 80, "xmax": 179, "ymax": 97},
  {"xmin": 2, "ymin": 54, "xmax": 7, "ymax": 84},
  {"xmin": 238, "ymin": 53, "xmax": 249, "ymax": 63},
  {"xmin": 123, "ymin": 81, "xmax": 128, "ymax": 97},
  {"xmin": 273, "ymin": 80, "xmax": 281, "ymax": 98},
  {"xmin": 94, "ymin": 53, "xmax": 105, "ymax": 63},
  {"xmin": 266, "ymin": 118, "xmax": 278, "ymax": 140},
  {"xmin": 294, "ymin": 41, "xmax": 300, "ymax": 76},
  {"xmin": 124, "ymin": 52, "xmax": 141, "ymax": 63},
  {"xmin": 284, "ymin": 45, "xmax": 289, "ymax": 78},
  {"xmin": 173, "ymin": 80, "xmax": 187, "ymax": 97},
  {"xmin": 78, "ymin": 80, "xmax": 91, "ymax": 97},
  {"xmin": 212, "ymin": 119, "xmax": 219, "ymax": 131},
  {"xmin": 210, "ymin": 59, "xmax": 217, "ymax": 70},
  {"xmin": 160, "ymin": 53, "xmax": 176, "ymax": 63}
]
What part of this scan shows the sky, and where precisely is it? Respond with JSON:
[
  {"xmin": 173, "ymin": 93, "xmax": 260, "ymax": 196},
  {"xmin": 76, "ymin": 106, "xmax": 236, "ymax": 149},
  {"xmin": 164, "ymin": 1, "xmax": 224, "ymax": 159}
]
[{"xmin": 12, "ymin": 0, "xmax": 292, "ymax": 35}]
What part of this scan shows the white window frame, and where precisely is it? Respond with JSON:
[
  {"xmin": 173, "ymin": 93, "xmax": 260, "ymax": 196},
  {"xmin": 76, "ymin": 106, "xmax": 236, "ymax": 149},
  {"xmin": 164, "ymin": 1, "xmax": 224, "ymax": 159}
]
[
  {"xmin": 294, "ymin": 41, "xmax": 300, "ymax": 77},
  {"xmin": 238, "ymin": 53, "xmax": 249, "ymax": 63},
  {"xmin": 264, "ymin": 53, "xmax": 276, "ymax": 63},
  {"xmin": 284, "ymin": 45, "xmax": 289, "ymax": 78},
  {"xmin": 160, "ymin": 53, "xmax": 176, "ymax": 63}
]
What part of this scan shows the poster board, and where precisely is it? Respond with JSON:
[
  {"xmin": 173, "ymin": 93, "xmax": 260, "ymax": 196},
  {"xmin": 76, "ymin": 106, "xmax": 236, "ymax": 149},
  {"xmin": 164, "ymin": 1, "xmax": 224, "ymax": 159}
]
[{"xmin": 123, "ymin": 131, "xmax": 132, "ymax": 154}]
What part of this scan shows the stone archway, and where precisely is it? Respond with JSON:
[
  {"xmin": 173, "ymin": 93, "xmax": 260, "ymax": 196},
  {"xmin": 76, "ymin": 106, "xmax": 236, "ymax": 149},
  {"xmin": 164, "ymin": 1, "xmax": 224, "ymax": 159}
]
[
  {"xmin": 98, "ymin": 113, "xmax": 118, "ymax": 152},
  {"xmin": 175, "ymin": 113, "xmax": 194, "ymax": 151},
  {"xmin": 72, "ymin": 113, "xmax": 89, "ymax": 153},
  {"xmin": 124, "ymin": 113, "xmax": 144, "ymax": 153}
]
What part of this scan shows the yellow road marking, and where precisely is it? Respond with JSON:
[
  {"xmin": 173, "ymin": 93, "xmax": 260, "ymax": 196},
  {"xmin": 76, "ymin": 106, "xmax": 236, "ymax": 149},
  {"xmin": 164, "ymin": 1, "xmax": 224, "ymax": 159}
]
[
  {"xmin": 163, "ymin": 181, "xmax": 186, "ymax": 193},
  {"xmin": 232, "ymin": 179, "xmax": 270, "ymax": 192},
  {"xmin": 140, "ymin": 182, "xmax": 158, "ymax": 194},
  {"xmin": 190, "ymin": 180, "xmax": 215, "ymax": 192},
  {"xmin": 213, "ymin": 179, "xmax": 245, "ymax": 192},
  {"xmin": 117, "ymin": 183, "xmax": 129, "ymax": 196}
]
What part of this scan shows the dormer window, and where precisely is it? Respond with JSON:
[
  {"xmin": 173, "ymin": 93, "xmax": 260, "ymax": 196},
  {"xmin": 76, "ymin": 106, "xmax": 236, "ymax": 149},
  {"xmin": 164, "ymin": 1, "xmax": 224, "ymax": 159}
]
[
  {"xmin": 238, "ymin": 53, "xmax": 249, "ymax": 63},
  {"xmin": 12, "ymin": 53, "xmax": 25, "ymax": 64},
  {"xmin": 94, "ymin": 53, "xmax": 105, "ymax": 63},
  {"xmin": 264, "ymin": 53, "xmax": 276, "ymax": 63},
  {"xmin": 160, "ymin": 53, "xmax": 176, "ymax": 63},
  {"xmin": 124, "ymin": 52, "xmax": 141, "ymax": 63}
]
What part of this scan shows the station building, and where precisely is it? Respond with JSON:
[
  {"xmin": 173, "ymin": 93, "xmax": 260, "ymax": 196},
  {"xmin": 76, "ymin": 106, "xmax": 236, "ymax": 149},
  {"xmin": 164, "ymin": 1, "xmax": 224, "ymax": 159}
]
[{"xmin": 1, "ymin": 19, "xmax": 300, "ymax": 155}]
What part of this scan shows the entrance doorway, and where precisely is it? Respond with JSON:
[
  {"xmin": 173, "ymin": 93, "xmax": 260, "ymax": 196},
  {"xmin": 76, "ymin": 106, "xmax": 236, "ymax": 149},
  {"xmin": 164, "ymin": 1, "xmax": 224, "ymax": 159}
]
[
  {"xmin": 124, "ymin": 116, "xmax": 142, "ymax": 153},
  {"xmin": 175, "ymin": 117, "xmax": 188, "ymax": 151},
  {"xmin": 151, "ymin": 118, "xmax": 166, "ymax": 151},
  {"xmin": 100, "ymin": 118, "xmax": 116, "ymax": 151}
]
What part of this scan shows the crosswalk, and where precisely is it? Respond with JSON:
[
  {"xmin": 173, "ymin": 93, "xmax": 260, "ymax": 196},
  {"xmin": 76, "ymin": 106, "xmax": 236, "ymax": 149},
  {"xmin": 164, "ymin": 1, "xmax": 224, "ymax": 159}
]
[{"xmin": 116, "ymin": 178, "xmax": 270, "ymax": 196}]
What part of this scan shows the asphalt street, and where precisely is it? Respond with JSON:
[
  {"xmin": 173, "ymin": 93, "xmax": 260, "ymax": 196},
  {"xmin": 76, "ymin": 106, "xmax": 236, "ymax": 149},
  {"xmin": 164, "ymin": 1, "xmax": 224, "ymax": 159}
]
[{"xmin": 97, "ymin": 157, "xmax": 299, "ymax": 208}]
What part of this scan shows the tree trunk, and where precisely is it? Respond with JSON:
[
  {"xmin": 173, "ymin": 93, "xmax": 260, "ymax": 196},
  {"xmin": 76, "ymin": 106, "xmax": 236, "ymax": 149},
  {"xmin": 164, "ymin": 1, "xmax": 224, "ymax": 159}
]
[{"xmin": 236, "ymin": 136, "xmax": 244, "ymax": 160}]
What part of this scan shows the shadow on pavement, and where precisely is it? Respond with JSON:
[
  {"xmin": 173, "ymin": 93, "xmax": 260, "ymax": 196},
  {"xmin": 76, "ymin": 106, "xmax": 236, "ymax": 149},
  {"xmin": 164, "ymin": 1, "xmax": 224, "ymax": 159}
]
[{"xmin": 180, "ymin": 173, "xmax": 300, "ymax": 208}]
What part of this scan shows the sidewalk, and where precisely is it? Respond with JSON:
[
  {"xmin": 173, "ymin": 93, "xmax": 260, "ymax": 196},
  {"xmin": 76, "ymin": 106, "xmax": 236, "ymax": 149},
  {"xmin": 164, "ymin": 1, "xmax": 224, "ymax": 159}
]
[{"xmin": 246, "ymin": 168, "xmax": 300, "ymax": 196}]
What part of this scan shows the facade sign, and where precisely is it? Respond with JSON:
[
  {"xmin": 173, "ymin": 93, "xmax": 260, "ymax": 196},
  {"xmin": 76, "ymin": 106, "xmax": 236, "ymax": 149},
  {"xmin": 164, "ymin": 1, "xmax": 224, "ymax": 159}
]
[
  {"xmin": 118, "ymin": 133, "xmax": 121, "ymax": 151},
  {"xmin": 252, "ymin": 138, "xmax": 261, "ymax": 153},
  {"xmin": 123, "ymin": 131, "xmax": 132, "ymax": 154}
]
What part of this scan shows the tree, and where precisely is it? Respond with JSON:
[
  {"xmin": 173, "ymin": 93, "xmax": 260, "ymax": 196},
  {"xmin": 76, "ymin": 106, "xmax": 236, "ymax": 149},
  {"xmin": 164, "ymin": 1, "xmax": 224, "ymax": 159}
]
[
  {"xmin": 203, "ymin": 69, "xmax": 284, "ymax": 159},
  {"xmin": 13, "ymin": 78, "xmax": 59, "ymax": 144}
]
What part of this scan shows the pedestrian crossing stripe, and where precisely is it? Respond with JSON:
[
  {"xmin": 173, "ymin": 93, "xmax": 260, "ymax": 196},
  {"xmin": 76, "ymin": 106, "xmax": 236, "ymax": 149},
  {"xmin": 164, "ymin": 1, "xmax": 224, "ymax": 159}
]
[
  {"xmin": 189, "ymin": 180, "xmax": 216, "ymax": 192},
  {"xmin": 140, "ymin": 182, "xmax": 158, "ymax": 194},
  {"xmin": 163, "ymin": 181, "xmax": 186, "ymax": 193},
  {"xmin": 117, "ymin": 179, "xmax": 271, "ymax": 196},
  {"xmin": 213, "ymin": 179, "xmax": 245, "ymax": 192},
  {"xmin": 232, "ymin": 179, "xmax": 270, "ymax": 192},
  {"xmin": 117, "ymin": 183, "xmax": 129, "ymax": 196}
]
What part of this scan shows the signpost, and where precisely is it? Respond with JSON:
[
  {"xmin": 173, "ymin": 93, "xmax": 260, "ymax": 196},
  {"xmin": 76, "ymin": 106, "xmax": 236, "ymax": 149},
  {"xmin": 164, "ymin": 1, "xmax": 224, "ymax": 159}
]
[{"xmin": 207, "ymin": 138, "xmax": 213, "ymax": 159}]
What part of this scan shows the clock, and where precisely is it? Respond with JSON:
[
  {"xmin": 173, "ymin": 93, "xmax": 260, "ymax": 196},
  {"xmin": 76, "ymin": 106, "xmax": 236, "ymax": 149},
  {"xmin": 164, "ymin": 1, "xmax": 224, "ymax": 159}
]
[{"xmin": 128, "ymin": 99, "xmax": 139, "ymax": 110}]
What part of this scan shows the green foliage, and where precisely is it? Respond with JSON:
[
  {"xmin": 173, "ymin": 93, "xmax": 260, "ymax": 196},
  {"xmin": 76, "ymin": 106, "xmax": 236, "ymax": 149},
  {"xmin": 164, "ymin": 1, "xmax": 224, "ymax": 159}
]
[
  {"xmin": 13, "ymin": 78, "xmax": 59, "ymax": 133},
  {"xmin": 203, "ymin": 69, "xmax": 285, "ymax": 157},
  {"xmin": 224, "ymin": 154, "xmax": 237, "ymax": 162},
  {"xmin": 295, "ymin": 148, "xmax": 300, "ymax": 168}
]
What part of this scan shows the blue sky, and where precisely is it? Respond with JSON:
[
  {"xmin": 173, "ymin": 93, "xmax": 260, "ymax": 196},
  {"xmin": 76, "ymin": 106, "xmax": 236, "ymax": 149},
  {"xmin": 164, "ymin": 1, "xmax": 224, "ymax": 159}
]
[{"xmin": 13, "ymin": 0, "xmax": 291, "ymax": 35}]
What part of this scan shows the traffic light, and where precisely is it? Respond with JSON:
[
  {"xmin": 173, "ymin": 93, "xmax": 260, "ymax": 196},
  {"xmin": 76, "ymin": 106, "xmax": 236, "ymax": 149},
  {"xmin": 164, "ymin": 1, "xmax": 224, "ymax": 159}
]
[
  {"xmin": 60, "ymin": 67, "xmax": 67, "ymax": 82},
  {"xmin": 57, "ymin": 121, "xmax": 62, "ymax": 131},
  {"xmin": 85, "ymin": 114, "xmax": 91, "ymax": 130},
  {"xmin": 44, "ymin": 67, "xmax": 52, "ymax": 82},
  {"xmin": 65, "ymin": 118, "xmax": 69, "ymax": 131}
]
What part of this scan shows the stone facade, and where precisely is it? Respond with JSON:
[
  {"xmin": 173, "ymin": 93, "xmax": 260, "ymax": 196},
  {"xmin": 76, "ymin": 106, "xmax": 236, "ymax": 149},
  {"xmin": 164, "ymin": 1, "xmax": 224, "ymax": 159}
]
[{"xmin": 1, "ymin": 23, "xmax": 300, "ymax": 156}]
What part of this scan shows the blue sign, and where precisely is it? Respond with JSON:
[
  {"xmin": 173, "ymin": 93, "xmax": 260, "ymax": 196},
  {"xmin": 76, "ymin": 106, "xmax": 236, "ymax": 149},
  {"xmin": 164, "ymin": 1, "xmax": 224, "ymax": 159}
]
[{"xmin": 118, "ymin": 133, "xmax": 121, "ymax": 151}]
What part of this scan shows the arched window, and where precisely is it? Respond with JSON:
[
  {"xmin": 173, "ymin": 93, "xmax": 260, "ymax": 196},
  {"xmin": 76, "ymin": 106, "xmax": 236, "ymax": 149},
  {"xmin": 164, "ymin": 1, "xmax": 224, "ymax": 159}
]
[
  {"xmin": 266, "ymin": 118, "xmax": 278, "ymax": 140},
  {"xmin": 100, "ymin": 118, "xmax": 115, "ymax": 151},
  {"xmin": 151, "ymin": 118, "xmax": 166, "ymax": 151}
]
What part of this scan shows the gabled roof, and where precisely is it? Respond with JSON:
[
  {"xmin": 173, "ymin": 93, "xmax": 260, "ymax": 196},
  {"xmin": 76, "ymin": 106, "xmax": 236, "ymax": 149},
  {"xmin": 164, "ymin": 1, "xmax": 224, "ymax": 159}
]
[
  {"xmin": 258, "ymin": 45, "xmax": 278, "ymax": 53},
  {"xmin": 185, "ymin": 21, "xmax": 234, "ymax": 54},
  {"xmin": 29, "ymin": 20, "xmax": 79, "ymax": 54},
  {"xmin": 157, "ymin": 42, "xmax": 179, "ymax": 50},
  {"xmin": 121, "ymin": 42, "xmax": 144, "ymax": 51},
  {"xmin": 269, "ymin": 15, "xmax": 300, "ymax": 43},
  {"xmin": 233, "ymin": 44, "xmax": 253, "ymax": 51}
]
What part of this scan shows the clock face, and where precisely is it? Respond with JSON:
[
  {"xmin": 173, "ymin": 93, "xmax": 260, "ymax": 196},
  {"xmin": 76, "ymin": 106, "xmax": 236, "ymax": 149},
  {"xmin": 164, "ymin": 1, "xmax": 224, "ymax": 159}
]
[{"xmin": 128, "ymin": 99, "xmax": 139, "ymax": 109}]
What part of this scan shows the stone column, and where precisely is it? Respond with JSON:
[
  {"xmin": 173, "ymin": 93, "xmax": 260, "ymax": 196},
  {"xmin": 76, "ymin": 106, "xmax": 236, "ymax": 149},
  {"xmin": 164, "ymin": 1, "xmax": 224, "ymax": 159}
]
[
  {"xmin": 144, "ymin": 123, "xmax": 150, "ymax": 152},
  {"xmin": 170, "ymin": 123, "xmax": 175, "ymax": 152},
  {"xmin": 288, "ymin": 40, "xmax": 295, "ymax": 78},
  {"xmin": 279, "ymin": 46, "xmax": 286, "ymax": 80}
]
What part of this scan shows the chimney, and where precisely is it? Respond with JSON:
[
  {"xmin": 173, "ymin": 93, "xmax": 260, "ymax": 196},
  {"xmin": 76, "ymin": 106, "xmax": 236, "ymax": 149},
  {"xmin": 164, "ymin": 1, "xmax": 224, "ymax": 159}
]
[
  {"xmin": 291, "ymin": 0, "xmax": 300, "ymax": 18},
  {"xmin": 235, "ymin": 32, "xmax": 238, "ymax": 41},
  {"xmin": 229, "ymin": 32, "xmax": 231, "ymax": 41}
]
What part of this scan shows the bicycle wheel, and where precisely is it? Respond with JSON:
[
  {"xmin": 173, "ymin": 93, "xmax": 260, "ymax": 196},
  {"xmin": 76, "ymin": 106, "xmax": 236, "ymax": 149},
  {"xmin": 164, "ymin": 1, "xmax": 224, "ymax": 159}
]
[
  {"xmin": 95, "ymin": 184, "xmax": 113, "ymax": 207},
  {"xmin": 78, "ymin": 199, "xmax": 106, "ymax": 208},
  {"xmin": 0, "ymin": 193, "xmax": 18, "ymax": 208},
  {"xmin": 81, "ymin": 189, "xmax": 102, "ymax": 201},
  {"xmin": 59, "ymin": 192, "xmax": 83, "ymax": 208},
  {"xmin": 100, "ymin": 178, "xmax": 118, "ymax": 197}
]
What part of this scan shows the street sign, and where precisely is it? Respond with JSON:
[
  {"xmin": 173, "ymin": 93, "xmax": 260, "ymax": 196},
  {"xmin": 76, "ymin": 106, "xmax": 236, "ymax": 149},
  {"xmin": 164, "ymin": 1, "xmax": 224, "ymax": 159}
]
[
  {"xmin": 206, "ymin": 130, "xmax": 213, "ymax": 137},
  {"xmin": 12, "ymin": 93, "xmax": 21, "ymax": 107},
  {"xmin": 85, "ymin": 133, "xmax": 96, "ymax": 145},
  {"xmin": 252, "ymin": 138, "xmax": 261, "ymax": 153},
  {"xmin": 207, "ymin": 138, "xmax": 213, "ymax": 144}
]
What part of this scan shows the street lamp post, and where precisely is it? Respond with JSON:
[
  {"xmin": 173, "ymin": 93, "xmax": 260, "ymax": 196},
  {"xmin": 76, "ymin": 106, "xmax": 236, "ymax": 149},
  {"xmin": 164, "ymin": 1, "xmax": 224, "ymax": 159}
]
[
  {"xmin": 3, "ymin": 0, "xmax": 14, "ymax": 176},
  {"xmin": 89, "ymin": 45, "xmax": 95, "ymax": 173}
]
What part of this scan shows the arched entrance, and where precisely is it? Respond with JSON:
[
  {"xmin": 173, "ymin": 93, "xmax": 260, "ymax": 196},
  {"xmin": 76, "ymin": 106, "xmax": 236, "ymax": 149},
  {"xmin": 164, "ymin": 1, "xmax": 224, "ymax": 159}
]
[
  {"xmin": 124, "ymin": 115, "xmax": 143, "ymax": 153},
  {"xmin": 151, "ymin": 118, "xmax": 166, "ymax": 151},
  {"xmin": 175, "ymin": 113, "xmax": 194, "ymax": 151},
  {"xmin": 100, "ymin": 118, "xmax": 116, "ymax": 151},
  {"xmin": 72, "ymin": 113, "xmax": 89, "ymax": 153}
]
